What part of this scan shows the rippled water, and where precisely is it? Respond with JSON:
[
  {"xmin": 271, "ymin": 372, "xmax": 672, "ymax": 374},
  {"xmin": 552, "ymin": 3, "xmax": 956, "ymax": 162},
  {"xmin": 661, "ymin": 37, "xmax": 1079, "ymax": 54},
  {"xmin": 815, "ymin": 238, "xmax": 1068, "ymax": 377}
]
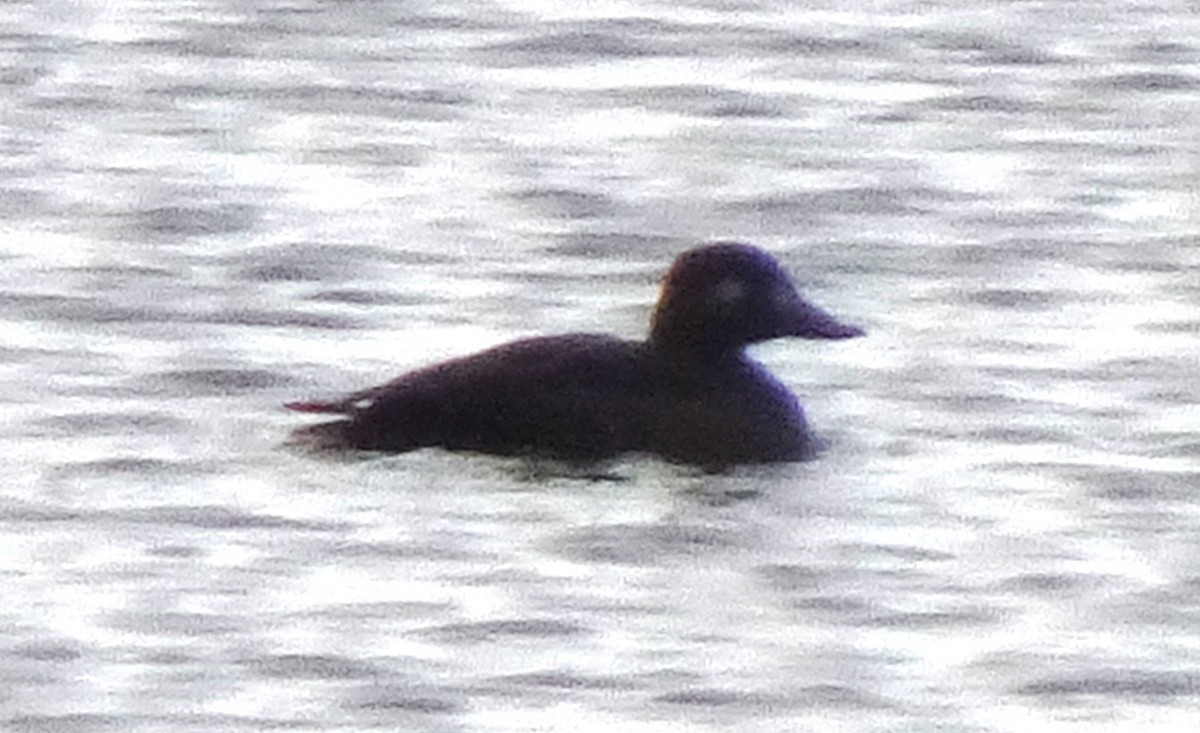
[{"xmin": 3, "ymin": 1, "xmax": 1199, "ymax": 731}]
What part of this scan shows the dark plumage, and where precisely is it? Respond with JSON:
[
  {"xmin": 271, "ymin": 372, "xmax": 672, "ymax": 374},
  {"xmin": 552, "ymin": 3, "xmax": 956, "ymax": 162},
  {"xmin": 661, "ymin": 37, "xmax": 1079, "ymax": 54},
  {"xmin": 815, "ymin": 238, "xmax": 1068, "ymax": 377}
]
[{"xmin": 286, "ymin": 242, "xmax": 863, "ymax": 466}]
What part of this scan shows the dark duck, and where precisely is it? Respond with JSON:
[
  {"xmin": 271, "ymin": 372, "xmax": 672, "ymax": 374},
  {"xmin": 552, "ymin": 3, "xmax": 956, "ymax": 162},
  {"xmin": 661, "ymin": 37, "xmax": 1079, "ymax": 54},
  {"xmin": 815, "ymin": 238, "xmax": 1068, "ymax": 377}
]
[{"xmin": 286, "ymin": 242, "xmax": 863, "ymax": 467}]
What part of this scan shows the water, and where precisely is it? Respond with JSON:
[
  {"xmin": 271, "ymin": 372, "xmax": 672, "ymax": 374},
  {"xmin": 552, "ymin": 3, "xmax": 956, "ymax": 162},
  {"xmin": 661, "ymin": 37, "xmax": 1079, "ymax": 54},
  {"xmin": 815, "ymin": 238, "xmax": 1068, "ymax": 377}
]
[{"xmin": 3, "ymin": 1, "xmax": 1199, "ymax": 730}]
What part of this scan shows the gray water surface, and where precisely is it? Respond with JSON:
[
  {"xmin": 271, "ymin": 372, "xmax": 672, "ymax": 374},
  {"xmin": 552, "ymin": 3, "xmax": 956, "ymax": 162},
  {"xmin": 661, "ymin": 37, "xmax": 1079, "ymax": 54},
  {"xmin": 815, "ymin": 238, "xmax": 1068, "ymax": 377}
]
[{"xmin": 3, "ymin": 1, "xmax": 1199, "ymax": 731}]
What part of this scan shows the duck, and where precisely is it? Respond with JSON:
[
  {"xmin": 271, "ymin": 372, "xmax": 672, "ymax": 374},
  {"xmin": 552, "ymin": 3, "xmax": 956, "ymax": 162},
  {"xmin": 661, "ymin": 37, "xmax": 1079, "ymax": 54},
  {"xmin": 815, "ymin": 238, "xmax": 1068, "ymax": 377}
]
[{"xmin": 286, "ymin": 242, "xmax": 863, "ymax": 467}]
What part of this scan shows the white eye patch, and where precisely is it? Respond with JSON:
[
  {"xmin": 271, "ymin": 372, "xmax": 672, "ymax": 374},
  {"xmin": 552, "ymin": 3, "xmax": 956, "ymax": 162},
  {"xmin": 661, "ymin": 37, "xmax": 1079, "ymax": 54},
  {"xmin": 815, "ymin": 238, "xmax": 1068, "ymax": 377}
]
[
  {"xmin": 711, "ymin": 278, "xmax": 748, "ymax": 306},
  {"xmin": 771, "ymin": 285, "xmax": 797, "ymax": 308}
]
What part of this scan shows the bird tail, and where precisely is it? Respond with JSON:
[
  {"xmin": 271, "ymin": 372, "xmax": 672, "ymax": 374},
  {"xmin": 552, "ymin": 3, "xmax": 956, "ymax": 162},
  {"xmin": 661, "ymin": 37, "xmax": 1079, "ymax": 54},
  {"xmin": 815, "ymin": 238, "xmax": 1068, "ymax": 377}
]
[
  {"xmin": 284, "ymin": 419, "xmax": 357, "ymax": 452},
  {"xmin": 284, "ymin": 400, "xmax": 349, "ymax": 414}
]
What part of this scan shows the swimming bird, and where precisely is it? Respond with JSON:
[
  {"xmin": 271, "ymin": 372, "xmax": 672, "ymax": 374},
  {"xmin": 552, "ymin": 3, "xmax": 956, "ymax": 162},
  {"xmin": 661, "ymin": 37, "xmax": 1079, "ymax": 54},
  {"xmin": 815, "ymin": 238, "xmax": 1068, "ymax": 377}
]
[{"xmin": 286, "ymin": 242, "xmax": 862, "ymax": 467}]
